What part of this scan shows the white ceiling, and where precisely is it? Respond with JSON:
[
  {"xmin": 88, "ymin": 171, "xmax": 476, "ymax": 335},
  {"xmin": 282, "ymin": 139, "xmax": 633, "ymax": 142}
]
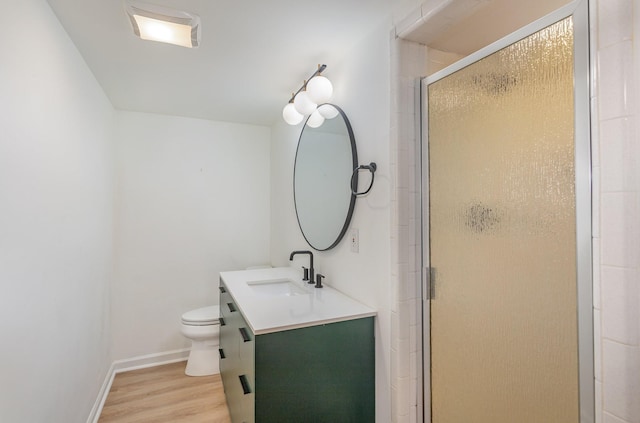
[{"xmin": 46, "ymin": 0, "xmax": 396, "ymax": 126}]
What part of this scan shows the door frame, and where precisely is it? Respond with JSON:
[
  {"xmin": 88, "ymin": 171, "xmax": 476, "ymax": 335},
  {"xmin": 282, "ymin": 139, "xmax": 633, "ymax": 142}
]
[{"xmin": 419, "ymin": 0, "xmax": 593, "ymax": 421}]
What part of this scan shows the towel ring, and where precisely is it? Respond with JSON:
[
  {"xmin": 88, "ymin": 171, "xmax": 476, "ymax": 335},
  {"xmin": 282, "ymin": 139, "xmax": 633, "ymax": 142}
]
[{"xmin": 351, "ymin": 162, "xmax": 377, "ymax": 196}]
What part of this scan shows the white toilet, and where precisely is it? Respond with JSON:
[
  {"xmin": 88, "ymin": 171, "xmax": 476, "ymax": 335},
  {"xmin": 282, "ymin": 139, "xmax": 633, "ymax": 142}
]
[{"xmin": 180, "ymin": 305, "xmax": 220, "ymax": 376}]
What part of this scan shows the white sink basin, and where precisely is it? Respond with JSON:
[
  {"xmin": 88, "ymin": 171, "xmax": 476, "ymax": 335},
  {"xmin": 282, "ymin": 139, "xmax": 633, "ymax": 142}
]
[{"xmin": 246, "ymin": 279, "xmax": 308, "ymax": 297}]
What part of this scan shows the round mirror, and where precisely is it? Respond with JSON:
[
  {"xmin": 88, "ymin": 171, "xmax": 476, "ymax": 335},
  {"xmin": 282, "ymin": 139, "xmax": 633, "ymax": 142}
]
[{"xmin": 294, "ymin": 104, "xmax": 357, "ymax": 251}]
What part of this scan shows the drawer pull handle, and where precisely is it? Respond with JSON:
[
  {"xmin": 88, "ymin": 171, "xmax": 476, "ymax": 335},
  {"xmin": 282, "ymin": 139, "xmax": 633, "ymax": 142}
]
[
  {"xmin": 219, "ymin": 286, "xmax": 227, "ymax": 293},
  {"xmin": 219, "ymin": 348, "xmax": 225, "ymax": 359},
  {"xmin": 239, "ymin": 375, "xmax": 251, "ymax": 395},
  {"xmin": 219, "ymin": 317, "xmax": 226, "ymax": 326},
  {"xmin": 239, "ymin": 327, "xmax": 251, "ymax": 342},
  {"xmin": 227, "ymin": 302, "xmax": 236, "ymax": 313}
]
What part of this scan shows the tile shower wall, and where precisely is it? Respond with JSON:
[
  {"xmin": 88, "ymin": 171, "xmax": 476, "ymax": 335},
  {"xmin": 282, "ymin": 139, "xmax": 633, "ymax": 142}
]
[
  {"xmin": 391, "ymin": 1, "xmax": 640, "ymax": 422},
  {"xmin": 594, "ymin": 0, "xmax": 640, "ymax": 422},
  {"xmin": 390, "ymin": 35, "xmax": 427, "ymax": 423},
  {"xmin": 390, "ymin": 39, "xmax": 460, "ymax": 423}
]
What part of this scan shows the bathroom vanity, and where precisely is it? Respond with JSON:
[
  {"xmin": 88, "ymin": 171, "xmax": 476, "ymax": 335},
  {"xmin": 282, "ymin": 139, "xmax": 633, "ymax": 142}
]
[{"xmin": 218, "ymin": 267, "xmax": 376, "ymax": 423}]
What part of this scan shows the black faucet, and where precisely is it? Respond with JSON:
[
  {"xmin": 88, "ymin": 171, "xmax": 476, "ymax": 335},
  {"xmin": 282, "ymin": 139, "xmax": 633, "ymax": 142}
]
[{"xmin": 289, "ymin": 250, "xmax": 314, "ymax": 285}]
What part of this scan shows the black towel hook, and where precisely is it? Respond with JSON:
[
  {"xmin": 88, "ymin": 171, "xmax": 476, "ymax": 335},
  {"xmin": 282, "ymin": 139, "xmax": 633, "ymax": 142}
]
[{"xmin": 351, "ymin": 162, "xmax": 377, "ymax": 196}]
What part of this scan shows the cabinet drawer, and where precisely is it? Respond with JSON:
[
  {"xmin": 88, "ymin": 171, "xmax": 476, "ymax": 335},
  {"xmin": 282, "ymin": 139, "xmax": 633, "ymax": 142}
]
[
  {"xmin": 238, "ymin": 329, "xmax": 255, "ymax": 420},
  {"xmin": 219, "ymin": 322, "xmax": 239, "ymax": 361},
  {"xmin": 224, "ymin": 354, "xmax": 254, "ymax": 423},
  {"xmin": 219, "ymin": 284, "xmax": 231, "ymax": 300},
  {"xmin": 219, "ymin": 292, "xmax": 232, "ymax": 311},
  {"xmin": 226, "ymin": 372, "xmax": 255, "ymax": 423},
  {"xmin": 220, "ymin": 298, "xmax": 237, "ymax": 318}
]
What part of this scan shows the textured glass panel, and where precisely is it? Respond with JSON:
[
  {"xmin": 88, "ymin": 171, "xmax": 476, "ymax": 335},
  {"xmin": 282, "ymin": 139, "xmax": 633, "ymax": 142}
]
[{"xmin": 428, "ymin": 18, "xmax": 578, "ymax": 423}]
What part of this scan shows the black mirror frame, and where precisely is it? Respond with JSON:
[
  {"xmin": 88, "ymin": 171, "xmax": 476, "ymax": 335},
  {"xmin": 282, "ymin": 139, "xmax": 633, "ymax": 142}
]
[{"xmin": 293, "ymin": 104, "xmax": 358, "ymax": 251}]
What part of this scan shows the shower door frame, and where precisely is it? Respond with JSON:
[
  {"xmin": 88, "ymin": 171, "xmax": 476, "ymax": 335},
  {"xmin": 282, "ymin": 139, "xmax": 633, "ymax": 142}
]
[{"xmin": 419, "ymin": 0, "xmax": 593, "ymax": 422}]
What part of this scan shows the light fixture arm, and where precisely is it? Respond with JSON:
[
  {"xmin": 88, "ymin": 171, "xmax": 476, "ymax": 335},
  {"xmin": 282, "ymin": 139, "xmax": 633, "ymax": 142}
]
[{"xmin": 287, "ymin": 64, "xmax": 327, "ymax": 103}]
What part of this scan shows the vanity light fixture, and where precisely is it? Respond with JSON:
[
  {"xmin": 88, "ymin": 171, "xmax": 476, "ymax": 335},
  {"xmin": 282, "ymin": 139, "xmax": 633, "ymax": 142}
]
[
  {"xmin": 125, "ymin": 0, "xmax": 201, "ymax": 48},
  {"xmin": 282, "ymin": 64, "xmax": 334, "ymax": 126}
]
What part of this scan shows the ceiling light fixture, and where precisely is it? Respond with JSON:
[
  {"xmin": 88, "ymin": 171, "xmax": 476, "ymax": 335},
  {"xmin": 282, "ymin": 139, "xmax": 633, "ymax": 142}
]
[
  {"xmin": 125, "ymin": 0, "xmax": 201, "ymax": 48},
  {"xmin": 283, "ymin": 64, "xmax": 334, "ymax": 126}
]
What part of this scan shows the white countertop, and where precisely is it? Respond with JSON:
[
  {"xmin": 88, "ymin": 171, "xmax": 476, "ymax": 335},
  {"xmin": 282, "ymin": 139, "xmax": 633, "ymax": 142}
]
[{"xmin": 219, "ymin": 267, "xmax": 376, "ymax": 335}]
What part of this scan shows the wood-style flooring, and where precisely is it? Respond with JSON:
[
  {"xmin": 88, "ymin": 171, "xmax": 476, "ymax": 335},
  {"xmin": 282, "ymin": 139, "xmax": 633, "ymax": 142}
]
[{"xmin": 98, "ymin": 361, "xmax": 231, "ymax": 423}]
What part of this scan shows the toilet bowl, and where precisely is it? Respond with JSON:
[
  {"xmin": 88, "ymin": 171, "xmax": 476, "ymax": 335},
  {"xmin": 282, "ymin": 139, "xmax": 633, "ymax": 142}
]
[{"xmin": 180, "ymin": 305, "xmax": 220, "ymax": 376}]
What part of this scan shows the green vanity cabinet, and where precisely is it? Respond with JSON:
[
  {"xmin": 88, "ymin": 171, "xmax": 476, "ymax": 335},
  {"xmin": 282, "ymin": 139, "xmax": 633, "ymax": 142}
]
[
  {"xmin": 219, "ymin": 279, "xmax": 375, "ymax": 423},
  {"xmin": 219, "ymin": 283, "xmax": 255, "ymax": 423}
]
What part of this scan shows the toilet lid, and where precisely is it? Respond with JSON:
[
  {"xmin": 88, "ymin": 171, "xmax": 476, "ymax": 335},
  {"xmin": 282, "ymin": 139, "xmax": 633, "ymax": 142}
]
[{"xmin": 181, "ymin": 305, "xmax": 220, "ymax": 325}]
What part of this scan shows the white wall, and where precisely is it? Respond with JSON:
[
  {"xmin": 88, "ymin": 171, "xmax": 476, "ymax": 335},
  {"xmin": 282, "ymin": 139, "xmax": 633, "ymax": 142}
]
[
  {"xmin": 112, "ymin": 111, "xmax": 271, "ymax": 360},
  {"xmin": 0, "ymin": 1, "xmax": 114, "ymax": 421},
  {"xmin": 270, "ymin": 20, "xmax": 393, "ymax": 422}
]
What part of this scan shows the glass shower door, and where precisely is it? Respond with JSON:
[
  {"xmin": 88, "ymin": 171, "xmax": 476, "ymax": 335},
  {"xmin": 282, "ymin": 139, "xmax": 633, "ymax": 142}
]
[{"xmin": 427, "ymin": 17, "xmax": 579, "ymax": 423}]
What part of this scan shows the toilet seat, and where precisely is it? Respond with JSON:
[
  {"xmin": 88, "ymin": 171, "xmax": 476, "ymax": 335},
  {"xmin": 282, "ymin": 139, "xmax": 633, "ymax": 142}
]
[{"xmin": 181, "ymin": 305, "xmax": 220, "ymax": 326}]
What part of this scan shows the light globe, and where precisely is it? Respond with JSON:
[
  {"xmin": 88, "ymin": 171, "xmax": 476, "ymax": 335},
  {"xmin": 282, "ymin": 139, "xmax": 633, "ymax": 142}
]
[
  {"xmin": 306, "ymin": 109, "xmax": 325, "ymax": 128},
  {"xmin": 306, "ymin": 75, "xmax": 333, "ymax": 104},
  {"xmin": 282, "ymin": 103, "xmax": 304, "ymax": 125},
  {"xmin": 293, "ymin": 91, "xmax": 317, "ymax": 115},
  {"xmin": 317, "ymin": 104, "xmax": 339, "ymax": 119}
]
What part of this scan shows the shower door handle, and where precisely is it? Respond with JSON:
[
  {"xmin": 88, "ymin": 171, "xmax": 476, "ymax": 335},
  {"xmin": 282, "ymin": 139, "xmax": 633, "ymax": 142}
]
[{"xmin": 424, "ymin": 267, "xmax": 436, "ymax": 300}]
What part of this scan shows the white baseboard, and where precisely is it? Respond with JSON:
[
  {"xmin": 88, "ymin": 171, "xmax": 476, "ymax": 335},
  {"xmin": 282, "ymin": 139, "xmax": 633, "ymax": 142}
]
[
  {"xmin": 86, "ymin": 348, "xmax": 191, "ymax": 423},
  {"xmin": 112, "ymin": 348, "xmax": 191, "ymax": 373},
  {"xmin": 86, "ymin": 361, "xmax": 116, "ymax": 423}
]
